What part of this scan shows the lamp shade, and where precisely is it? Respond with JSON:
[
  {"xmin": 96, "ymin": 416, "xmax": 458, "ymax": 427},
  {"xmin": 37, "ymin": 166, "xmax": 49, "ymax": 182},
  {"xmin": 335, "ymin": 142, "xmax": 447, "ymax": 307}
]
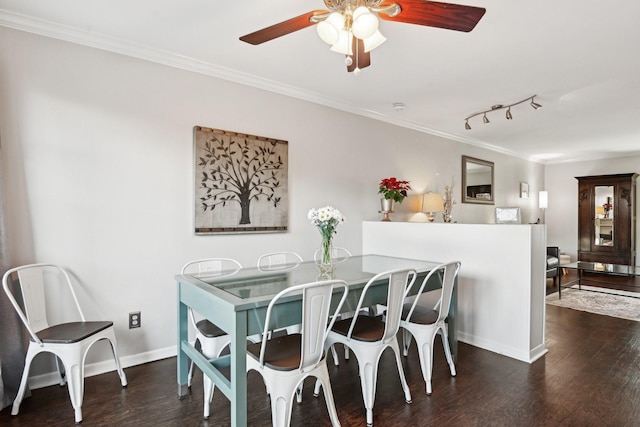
[
  {"xmin": 539, "ymin": 191, "xmax": 548, "ymax": 209},
  {"xmin": 596, "ymin": 206, "xmax": 605, "ymax": 215},
  {"xmin": 317, "ymin": 12, "xmax": 344, "ymax": 45},
  {"xmin": 423, "ymin": 193, "xmax": 445, "ymax": 213},
  {"xmin": 352, "ymin": 6, "xmax": 379, "ymax": 39}
]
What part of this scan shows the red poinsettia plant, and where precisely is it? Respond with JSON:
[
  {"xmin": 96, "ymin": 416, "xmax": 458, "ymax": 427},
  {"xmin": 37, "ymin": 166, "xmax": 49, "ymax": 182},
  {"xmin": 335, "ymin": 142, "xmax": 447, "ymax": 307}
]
[{"xmin": 379, "ymin": 177, "xmax": 411, "ymax": 203}]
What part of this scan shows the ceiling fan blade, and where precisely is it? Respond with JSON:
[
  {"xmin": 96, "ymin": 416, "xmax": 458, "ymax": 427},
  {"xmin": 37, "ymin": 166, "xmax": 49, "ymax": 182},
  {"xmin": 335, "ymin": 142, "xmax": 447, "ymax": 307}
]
[
  {"xmin": 347, "ymin": 38, "xmax": 371, "ymax": 73},
  {"xmin": 379, "ymin": 0, "xmax": 486, "ymax": 32},
  {"xmin": 240, "ymin": 10, "xmax": 328, "ymax": 45}
]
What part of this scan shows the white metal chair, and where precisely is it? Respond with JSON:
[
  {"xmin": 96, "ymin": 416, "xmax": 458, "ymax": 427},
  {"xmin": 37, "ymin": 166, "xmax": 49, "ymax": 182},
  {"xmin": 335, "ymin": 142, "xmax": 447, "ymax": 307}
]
[
  {"xmin": 180, "ymin": 258, "xmax": 242, "ymax": 419},
  {"xmin": 314, "ymin": 268, "xmax": 416, "ymax": 427},
  {"xmin": 246, "ymin": 279, "xmax": 349, "ymax": 427},
  {"xmin": 400, "ymin": 261, "xmax": 461, "ymax": 395},
  {"xmin": 257, "ymin": 251, "xmax": 303, "ymax": 271},
  {"xmin": 2, "ymin": 263, "xmax": 127, "ymax": 423},
  {"xmin": 313, "ymin": 246, "xmax": 352, "ymax": 264}
]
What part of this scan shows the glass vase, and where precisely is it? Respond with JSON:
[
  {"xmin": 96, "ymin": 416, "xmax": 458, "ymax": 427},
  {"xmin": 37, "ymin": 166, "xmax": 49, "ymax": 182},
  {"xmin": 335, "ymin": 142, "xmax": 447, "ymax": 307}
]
[{"xmin": 317, "ymin": 237, "xmax": 335, "ymax": 276}]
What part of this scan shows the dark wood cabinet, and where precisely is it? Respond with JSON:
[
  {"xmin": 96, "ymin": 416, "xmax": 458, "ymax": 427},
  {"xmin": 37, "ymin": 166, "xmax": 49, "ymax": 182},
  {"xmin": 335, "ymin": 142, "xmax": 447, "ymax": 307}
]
[{"xmin": 576, "ymin": 173, "xmax": 637, "ymax": 265}]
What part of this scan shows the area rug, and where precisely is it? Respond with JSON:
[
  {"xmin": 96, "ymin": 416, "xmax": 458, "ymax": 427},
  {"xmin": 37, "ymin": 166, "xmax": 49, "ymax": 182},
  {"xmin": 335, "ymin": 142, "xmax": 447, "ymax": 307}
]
[{"xmin": 546, "ymin": 285, "xmax": 640, "ymax": 322}]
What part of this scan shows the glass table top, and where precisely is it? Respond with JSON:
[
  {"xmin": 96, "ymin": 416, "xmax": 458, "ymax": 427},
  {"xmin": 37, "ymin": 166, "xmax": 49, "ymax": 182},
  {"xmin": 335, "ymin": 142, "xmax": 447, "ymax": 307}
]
[
  {"xmin": 564, "ymin": 261, "xmax": 640, "ymax": 276},
  {"xmin": 189, "ymin": 255, "xmax": 441, "ymax": 299}
]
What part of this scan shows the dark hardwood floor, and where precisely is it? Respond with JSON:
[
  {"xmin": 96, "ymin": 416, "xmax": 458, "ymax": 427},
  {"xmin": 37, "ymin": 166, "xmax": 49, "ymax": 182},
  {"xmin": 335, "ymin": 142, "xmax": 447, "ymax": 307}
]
[{"xmin": 3, "ymin": 286, "xmax": 640, "ymax": 426}]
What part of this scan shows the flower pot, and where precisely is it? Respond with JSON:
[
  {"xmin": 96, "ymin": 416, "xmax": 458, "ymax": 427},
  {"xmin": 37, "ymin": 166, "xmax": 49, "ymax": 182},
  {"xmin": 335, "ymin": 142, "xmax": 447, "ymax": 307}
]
[{"xmin": 380, "ymin": 198, "xmax": 394, "ymax": 221}]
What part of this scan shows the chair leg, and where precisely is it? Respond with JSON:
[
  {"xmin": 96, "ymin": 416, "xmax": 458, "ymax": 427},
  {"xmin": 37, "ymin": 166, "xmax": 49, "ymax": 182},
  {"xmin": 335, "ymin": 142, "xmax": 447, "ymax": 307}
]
[
  {"xmin": 11, "ymin": 346, "xmax": 37, "ymax": 416},
  {"xmin": 330, "ymin": 345, "xmax": 340, "ymax": 366},
  {"xmin": 55, "ymin": 356, "xmax": 67, "ymax": 386},
  {"xmin": 390, "ymin": 339, "xmax": 412, "ymax": 404},
  {"xmin": 106, "ymin": 337, "xmax": 128, "ymax": 387},
  {"xmin": 315, "ymin": 365, "xmax": 341, "ymax": 427},
  {"xmin": 440, "ymin": 327, "xmax": 456, "ymax": 377},
  {"xmin": 61, "ymin": 353, "xmax": 84, "ymax": 423},
  {"xmin": 402, "ymin": 329, "xmax": 413, "ymax": 357}
]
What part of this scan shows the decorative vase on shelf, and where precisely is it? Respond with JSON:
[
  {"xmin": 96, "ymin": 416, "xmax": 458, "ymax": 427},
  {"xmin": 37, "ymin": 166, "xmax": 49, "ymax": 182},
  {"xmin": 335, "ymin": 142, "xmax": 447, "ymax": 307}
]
[{"xmin": 380, "ymin": 198, "xmax": 394, "ymax": 221}]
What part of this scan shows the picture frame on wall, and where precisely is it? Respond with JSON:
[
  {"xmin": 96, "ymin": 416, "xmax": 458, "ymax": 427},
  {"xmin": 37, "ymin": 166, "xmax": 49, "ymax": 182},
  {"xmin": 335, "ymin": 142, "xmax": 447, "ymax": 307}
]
[
  {"xmin": 520, "ymin": 182, "xmax": 529, "ymax": 199},
  {"xmin": 193, "ymin": 126, "xmax": 289, "ymax": 234}
]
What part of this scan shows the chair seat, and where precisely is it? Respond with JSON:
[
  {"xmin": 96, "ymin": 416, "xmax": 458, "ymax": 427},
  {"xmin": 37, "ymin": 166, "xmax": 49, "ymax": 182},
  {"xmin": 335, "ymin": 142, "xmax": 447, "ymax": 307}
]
[
  {"xmin": 401, "ymin": 304, "xmax": 438, "ymax": 325},
  {"xmin": 195, "ymin": 319, "xmax": 226, "ymax": 338},
  {"xmin": 331, "ymin": 315, "xmax": 384, "ymax": 342},
  {"xmin": 247, "ymin": 333, "xmax": 304, "ymax": 371},
  {"xmin": 35, "ymin": 321, "xmax": 113, "ymax": 344}
]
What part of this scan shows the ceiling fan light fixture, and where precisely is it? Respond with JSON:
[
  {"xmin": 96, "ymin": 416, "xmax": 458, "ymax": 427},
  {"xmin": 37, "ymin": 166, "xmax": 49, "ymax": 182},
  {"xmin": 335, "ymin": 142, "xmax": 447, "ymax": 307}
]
[
  {"xmin": 316, "ymin": 12, "xmax": 344, "ymax": 45},
  {"xmin": 351, "ymin": 6, "xmax": 379, "ymax": 39},
  {"xmin": 330, "ymin": 30, "xmax": 353, "ymax": 55},
  {"xmin": 363, "ymin": 30, "xmax": 386, "ymax": 52}
]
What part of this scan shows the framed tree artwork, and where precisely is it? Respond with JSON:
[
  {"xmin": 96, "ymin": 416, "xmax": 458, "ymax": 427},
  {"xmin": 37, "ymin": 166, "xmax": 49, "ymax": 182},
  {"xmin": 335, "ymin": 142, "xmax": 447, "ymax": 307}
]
[{"xmin": 194, "ymin": 126, "xmax": 288, "ymax": 234}]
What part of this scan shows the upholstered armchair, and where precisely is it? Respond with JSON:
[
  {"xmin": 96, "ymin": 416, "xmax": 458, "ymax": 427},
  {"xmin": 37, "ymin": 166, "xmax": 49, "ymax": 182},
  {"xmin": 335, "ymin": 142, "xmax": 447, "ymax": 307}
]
[{"xmin": 546, "ymin": 246, "xmax": 560, "ymax": 286}]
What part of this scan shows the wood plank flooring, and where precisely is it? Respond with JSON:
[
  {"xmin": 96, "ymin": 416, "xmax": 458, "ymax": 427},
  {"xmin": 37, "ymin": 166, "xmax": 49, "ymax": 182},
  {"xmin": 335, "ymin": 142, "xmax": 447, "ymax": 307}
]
[{"xmin": 2, "ymin": 292, "xmax": 640, "ymax": 426}]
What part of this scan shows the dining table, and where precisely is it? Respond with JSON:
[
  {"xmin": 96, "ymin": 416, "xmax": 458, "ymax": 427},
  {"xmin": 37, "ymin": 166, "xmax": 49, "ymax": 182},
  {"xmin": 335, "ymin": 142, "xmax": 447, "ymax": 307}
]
[{"xmin": 176, "ymin": 254, "xmax": 454, "ymax": 426}]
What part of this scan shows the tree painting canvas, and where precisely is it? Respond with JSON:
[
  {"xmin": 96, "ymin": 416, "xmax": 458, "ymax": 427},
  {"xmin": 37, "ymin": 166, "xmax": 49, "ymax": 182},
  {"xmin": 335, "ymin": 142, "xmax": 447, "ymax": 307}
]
[{"xmin": 194, "ymin": 126, "xmax": 288, "ymax": 234}]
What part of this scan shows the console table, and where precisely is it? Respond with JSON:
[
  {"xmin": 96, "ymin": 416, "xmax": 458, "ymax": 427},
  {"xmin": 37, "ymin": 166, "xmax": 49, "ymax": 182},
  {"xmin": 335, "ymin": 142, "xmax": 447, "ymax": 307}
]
[{"xmin": 559, "ymin": 261, "xmax": 640, "ymax": 298}]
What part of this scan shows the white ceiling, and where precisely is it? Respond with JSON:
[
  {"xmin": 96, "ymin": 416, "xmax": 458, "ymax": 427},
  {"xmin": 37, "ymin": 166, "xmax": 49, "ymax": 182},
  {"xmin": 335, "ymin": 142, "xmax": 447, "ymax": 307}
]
[{"xmin": 2, "ymin": 0, "xmax": 640, "ymax": 164}]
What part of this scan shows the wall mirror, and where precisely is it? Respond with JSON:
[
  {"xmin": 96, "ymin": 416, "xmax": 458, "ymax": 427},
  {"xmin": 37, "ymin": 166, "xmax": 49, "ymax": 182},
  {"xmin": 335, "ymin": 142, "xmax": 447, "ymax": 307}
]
[
  {"xmin": 462, "ymin": 155, "xmax": 494, "ymax": 204},
  {"xmin": 593, "ymin": 185, "xmax": 614, "ymax": 246}
]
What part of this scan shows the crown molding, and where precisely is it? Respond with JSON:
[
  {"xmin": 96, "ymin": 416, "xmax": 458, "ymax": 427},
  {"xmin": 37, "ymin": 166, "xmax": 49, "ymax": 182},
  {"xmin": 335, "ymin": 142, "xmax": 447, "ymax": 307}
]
[{"xmin": 0, "ymin": 8, "xmax": 540, "ymax": 163}]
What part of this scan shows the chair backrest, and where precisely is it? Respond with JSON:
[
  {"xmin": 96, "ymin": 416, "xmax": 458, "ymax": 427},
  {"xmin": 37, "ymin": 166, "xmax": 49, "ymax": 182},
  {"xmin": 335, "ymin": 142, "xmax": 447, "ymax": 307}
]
[
  {"xmin": 403, "ymin": 261, "xmax": 461, "ymax": 324},
  {"xmin": 181, "ymin": 258, "xmax": 243, "ymax": 328},
  {"xmin": 346, "ymin": 268, "xmax": 416, "ymax": 344},
  {"xmin": 257, "ymin": 252, "xmax": 303, "ymax": 271},
  {"xmin": 2, "ymin": 263, "xmax": 83, "ymax": 345},
  {"xmin": 313, "ymin": 247, "xmax": 352, "ymax": 263},
  {"xmin": 181, "ymin": 258, "xmax": 242, "ymax": 277},
  {"xmin": 258, "ymin": 280, "xmax": 349, "ymax": 373}
]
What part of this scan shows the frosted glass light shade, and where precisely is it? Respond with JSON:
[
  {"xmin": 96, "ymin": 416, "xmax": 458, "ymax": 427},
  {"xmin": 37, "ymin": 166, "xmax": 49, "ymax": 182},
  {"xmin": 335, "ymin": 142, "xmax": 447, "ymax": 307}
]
[
  {"xmin": 330, "ymin": 30, "xmax": 353, "ymax": 55},
  {"xmin": 363, "ymin": 30, "xmax": 386, "ymax": 52},
  {"xmin": 317, "ymin": 12, "xmax": 345, "ymax": 45},
  {"xmin": 352, "ymin": 6, "xmax": 379, "ymax": 39}
]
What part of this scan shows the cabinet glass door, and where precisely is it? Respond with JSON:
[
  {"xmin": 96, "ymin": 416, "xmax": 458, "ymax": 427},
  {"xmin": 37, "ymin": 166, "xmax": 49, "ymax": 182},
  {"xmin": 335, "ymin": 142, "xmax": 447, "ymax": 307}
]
[{"xmin": 594, "ymin": 185, "xmax": 613, "ymax": 246}]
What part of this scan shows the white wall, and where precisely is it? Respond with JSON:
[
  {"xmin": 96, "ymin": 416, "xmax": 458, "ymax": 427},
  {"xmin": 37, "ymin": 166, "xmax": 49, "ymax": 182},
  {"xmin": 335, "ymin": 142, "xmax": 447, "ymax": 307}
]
[
  {"xmin": 0, "ymin": 27, "xmax": 544, "ymax": 378},
  {"xmin": 545, "ymin": 157, "xmax": 640, "ymax": 264}
]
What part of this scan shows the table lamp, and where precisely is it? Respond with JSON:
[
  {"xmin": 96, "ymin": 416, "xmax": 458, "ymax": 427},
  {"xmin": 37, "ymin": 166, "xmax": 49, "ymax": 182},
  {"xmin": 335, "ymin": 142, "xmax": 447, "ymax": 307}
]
[{"xmin": 422, "ymin": 193, "xmax": 445, "ymax": 222}]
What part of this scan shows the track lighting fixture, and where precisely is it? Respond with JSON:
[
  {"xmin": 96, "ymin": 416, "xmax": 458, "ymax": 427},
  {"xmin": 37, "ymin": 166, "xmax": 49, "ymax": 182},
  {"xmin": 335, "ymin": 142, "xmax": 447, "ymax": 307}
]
[{"xmin": 464, "ymin": 95, "xmax": 541, "ymax": 130}]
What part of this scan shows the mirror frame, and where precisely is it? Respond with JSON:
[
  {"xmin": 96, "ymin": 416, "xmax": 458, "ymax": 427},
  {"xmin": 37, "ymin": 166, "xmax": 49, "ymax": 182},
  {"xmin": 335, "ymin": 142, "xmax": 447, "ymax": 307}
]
[{"xmin": 462, "ymin": 155, "xmax": 495, "ymax": 205}]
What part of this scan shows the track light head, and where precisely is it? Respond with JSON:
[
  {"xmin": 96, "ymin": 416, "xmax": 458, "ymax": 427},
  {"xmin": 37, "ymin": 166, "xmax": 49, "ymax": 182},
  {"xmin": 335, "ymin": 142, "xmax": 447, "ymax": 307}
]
[
  {"xmin": 465, "ymin": 120, "xmax": 471, "ymax": 130},
  {"xmin": 530, "ymin": 97, "xmax": 542, "ymax": 109},
  {"xmin": 506, "ymin": 108, "xmax": 512, "ymax": 120},
  {"xmin": 483, "ymin": 114, "xmax": 490, "ymax": 124}
]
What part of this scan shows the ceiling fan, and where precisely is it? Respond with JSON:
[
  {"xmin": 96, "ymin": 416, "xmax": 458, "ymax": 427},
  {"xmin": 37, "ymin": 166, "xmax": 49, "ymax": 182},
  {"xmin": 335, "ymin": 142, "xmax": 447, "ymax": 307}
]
[{"xmin": 239, "ymin": 0, "xmax": 486, "ymax": 74}]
